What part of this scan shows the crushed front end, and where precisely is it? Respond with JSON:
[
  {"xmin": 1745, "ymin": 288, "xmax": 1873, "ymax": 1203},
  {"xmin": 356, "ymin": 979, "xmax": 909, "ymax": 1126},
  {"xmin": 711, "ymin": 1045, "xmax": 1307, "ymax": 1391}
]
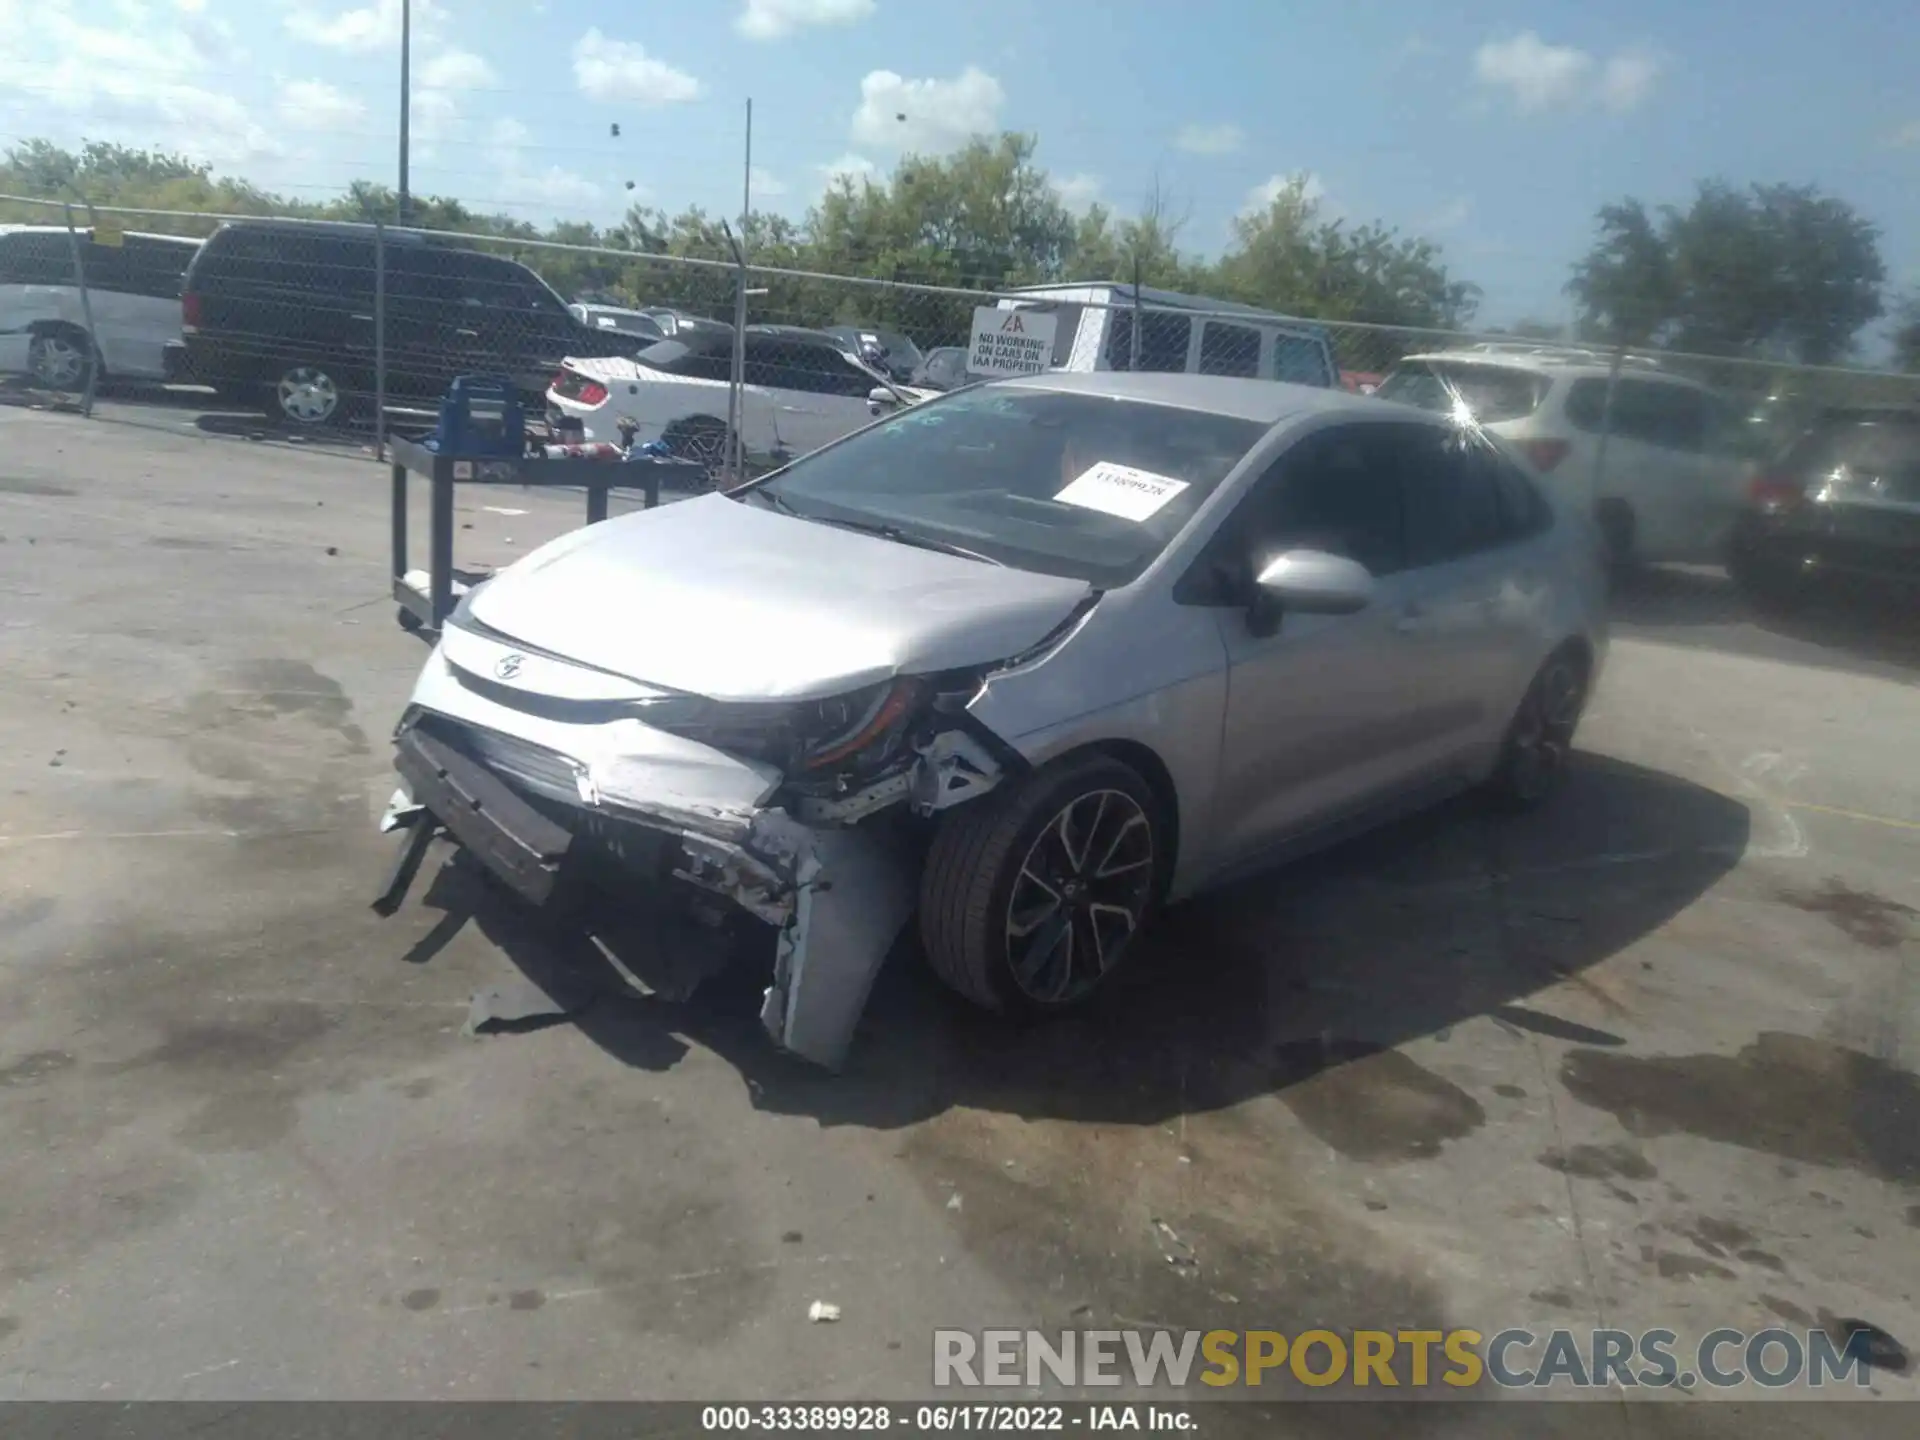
[{"xmin": 372, "ymin": 608, "xmax": 1019, "ymax": 1071}]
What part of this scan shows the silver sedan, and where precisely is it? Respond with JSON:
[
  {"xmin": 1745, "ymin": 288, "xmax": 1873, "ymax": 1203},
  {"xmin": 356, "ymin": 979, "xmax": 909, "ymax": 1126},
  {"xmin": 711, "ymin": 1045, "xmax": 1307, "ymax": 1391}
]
[{"xmin": 378, "ymin": 371, "xmax": 1608, "ymax": 1069}]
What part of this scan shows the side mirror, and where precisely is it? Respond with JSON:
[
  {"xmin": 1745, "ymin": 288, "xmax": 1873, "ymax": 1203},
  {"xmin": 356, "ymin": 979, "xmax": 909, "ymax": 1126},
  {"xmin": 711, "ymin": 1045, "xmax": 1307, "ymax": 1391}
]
[
  {"xmin": 1248, "ymin": 549, "xmax": 1373, "ymax": 636},
  {"xmin": 868, "ymin": 386, "xmax": 902, "ymax": 416}
]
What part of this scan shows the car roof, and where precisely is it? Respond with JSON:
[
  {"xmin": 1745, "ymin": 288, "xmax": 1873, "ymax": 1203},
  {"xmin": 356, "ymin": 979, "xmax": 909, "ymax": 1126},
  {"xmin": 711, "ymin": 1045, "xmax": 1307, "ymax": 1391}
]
[
  {"xmin": 0, "ymin": 225, "xmax": 199, "ymax": 245},
  {"xmin": 994, "ymin": 370, "xmax": 1383, "ymax": 424},
  {"xmin": 1398, "ymin": 345, "xmax": 1704, "ymax": 385}
]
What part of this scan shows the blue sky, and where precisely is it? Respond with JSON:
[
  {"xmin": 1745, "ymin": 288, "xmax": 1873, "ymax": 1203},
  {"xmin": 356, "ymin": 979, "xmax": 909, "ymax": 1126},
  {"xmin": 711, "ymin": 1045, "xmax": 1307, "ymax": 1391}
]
[{"xmin": 4, "ymin": 0, "xmax": 1917, "ymax": 328}]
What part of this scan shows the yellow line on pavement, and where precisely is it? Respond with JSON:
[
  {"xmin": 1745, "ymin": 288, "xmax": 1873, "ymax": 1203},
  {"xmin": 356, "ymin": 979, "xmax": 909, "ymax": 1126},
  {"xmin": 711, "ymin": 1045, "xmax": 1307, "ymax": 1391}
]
[{"xmin": 1780, "ymin": 798, "xmax": 1920, "ymax": 832}]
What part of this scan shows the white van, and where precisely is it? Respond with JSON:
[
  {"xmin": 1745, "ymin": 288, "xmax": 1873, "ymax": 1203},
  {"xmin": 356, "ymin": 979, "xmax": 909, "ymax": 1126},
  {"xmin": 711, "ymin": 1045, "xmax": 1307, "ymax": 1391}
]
[
  {"xmin": 992, "ymin": 282, "xmax": 1339, "ymax": 388},
  {"xmin": 0, "ymin": 226, "xmax": 202, "ymax": 389}
]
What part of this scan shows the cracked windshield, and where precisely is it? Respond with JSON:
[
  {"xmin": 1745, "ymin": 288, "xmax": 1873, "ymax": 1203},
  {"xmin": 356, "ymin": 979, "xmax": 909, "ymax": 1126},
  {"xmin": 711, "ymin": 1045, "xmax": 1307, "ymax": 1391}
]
[{"xmin": 1, "ymin": 0, "xmax": 1916, "ymax": 1434}]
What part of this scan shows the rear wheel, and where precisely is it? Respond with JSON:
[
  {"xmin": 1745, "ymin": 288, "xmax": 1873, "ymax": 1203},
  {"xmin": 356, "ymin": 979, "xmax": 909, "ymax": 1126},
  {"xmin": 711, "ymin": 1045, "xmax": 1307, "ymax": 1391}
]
[
  {"xmin": 1485, "ymin": 649, "xmax": 1588, "ymax": 810},
  {"xmin": 270, "ymin": 363, "xmax": 348, "ymax": 427},
  {"xmin": 28, "ymin": 329, "xmax": 93, "ymax": 391},
  {"xmin": 1729, "ymin": 543, "xmax": 1811, "ymax": 613},
  {"xmin": 920, "ymin": 753, "xmax": 1162, "ymax": 1015},
  {"xmin": 659, "ymin": 414, "xmax": 731, "ymax": 484}
]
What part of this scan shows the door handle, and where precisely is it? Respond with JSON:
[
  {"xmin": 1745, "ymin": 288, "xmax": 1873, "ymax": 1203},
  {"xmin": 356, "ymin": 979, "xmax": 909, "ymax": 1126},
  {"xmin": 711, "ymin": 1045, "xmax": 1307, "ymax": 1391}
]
[
  {"xmin": 456, "ymin": 328, "xmax": 481, "ymax": 339},
  {"xmin": 350, "ymin": 313, "xmax": 373, "ymax": 322}
]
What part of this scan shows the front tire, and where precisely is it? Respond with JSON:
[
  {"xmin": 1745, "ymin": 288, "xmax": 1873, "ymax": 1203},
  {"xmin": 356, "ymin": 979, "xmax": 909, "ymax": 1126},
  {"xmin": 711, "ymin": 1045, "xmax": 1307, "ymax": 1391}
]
[
  {"xmin": 919, "ymin": 753, "xmax": 1162, "ymax": 1015},
  {"xmin": 29, "ymin": 330, "xmax": 94, "ymax": 391},
  {"xmin": 1485, "ymin": 648, "xmax": 1589, "ymax": 810}
]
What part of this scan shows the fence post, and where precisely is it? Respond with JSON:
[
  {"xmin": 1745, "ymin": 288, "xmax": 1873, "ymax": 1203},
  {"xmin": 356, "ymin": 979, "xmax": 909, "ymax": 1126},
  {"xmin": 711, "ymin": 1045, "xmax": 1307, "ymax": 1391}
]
[
  {"xmin": 60, "ymin": 201, "xmax": 100, "ymax": 418},
  {"xmin": 723, "ymin": 221, "xmax": 748, "ymax": 485},
  {"xmin": 1129, "ymin": 253, "xmax": 1143, "ymax": 372},
  {"xmin": 373, "ymin": 219, "xmax": 387, "ymax": 457},
  {"xmin": 1590, "ymin": 343, "xmax": 1626, "ymax": 549}
]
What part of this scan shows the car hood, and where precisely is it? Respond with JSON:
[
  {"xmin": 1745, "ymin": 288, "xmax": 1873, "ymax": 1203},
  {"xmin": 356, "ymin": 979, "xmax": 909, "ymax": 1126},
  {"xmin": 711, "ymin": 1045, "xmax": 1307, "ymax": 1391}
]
[{"xmin": 468, "ymin": 493, "xmax": 1094, "ymax": 702}]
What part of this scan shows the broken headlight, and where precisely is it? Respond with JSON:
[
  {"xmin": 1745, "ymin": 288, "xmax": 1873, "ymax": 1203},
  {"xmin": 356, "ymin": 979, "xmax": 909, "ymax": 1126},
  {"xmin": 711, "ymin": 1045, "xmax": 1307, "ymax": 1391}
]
[{"xmin": 640, "ymin": 678, "xmax": 929, "ymax": 778}]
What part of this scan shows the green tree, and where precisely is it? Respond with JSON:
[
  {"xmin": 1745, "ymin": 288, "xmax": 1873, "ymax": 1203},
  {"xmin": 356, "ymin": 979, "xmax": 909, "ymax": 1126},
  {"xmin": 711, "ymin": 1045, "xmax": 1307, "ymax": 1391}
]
[
  {"xmin": 1568, "ymin": 182, "xmax": 1886, "ymax": 364},
  {"xmin": 1213, "ymin": 175, "xmax": 1480, "ymax": 329}
]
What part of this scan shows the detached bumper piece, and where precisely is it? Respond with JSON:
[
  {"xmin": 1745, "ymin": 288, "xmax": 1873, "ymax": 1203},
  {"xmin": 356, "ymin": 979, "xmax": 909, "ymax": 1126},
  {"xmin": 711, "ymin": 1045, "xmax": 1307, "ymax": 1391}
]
[
  {"xmin": 371, "ymin": 718, "xmax": 921, "ymax": 1072},
  {"xmin": 388, "ymin": 724, "xmax": 574, "ymax": 906}
]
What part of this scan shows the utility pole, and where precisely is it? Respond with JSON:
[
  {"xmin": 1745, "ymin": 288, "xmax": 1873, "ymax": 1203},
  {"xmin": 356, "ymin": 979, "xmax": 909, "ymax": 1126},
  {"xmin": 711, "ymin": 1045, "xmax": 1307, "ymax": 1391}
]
[{"xmin": 397, "ymin": 0, "xmax": 412, "ymax": 225}]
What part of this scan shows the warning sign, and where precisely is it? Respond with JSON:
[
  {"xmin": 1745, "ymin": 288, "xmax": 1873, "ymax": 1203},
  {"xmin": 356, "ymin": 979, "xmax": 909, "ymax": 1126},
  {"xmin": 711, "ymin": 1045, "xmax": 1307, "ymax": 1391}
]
[{"xmin": 968, "ymin": 306, "xmax": 1058, "ymax": 378}]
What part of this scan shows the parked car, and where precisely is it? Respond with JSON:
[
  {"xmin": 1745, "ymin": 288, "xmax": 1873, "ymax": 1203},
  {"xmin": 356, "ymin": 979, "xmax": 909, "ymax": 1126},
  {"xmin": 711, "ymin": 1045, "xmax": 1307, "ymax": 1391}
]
[
  {"xmin": 1374, "ymin": 345, "xmax": 1753, "ymax": 565},
  {"xmin": 993, "ymin": 282, "xmax": 1339, "ymax": 388},
  {"xmin": 547, "ymin": 322, "xmax": 893, "ymax": 466},
  {"xmin": 171, "ymin": 219, "xmax": 658, "ymax": 425},
  {"xmin": 0, "ymin": 225, "xmax": 201, "ymax": 389},
  {"xmin": 822, "ymin": 324, "xmax": 924, "ymax": 384},
  {"xmin": 378, "ymin": 372, "xmax": 1606, "ymax": 1070},
  {"xmin": 1728, "ymin": 407, "xmax": 1920, "ymax": 608},
  {"xmin": 569, "ymin": 302, "xmax": 667, "ymax": 344},
  {"xmin": 911, "ymin": 346, "xmax": 970, "ymax": 392}
]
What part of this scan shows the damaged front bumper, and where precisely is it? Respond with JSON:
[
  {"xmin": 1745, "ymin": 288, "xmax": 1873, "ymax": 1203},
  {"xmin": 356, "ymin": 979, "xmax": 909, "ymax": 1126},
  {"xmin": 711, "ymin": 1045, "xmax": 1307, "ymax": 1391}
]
[{"xmin": 374, "ymin": 643, "xmax": 1002, "ymax": 1071}]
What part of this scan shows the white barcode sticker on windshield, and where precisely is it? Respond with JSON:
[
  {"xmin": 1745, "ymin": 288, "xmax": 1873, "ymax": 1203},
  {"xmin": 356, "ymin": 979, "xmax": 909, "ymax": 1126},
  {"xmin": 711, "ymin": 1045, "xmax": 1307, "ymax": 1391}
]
[{"xmin": 1053, "ymin": 462, "xmax": 1189, "ymax": 522}]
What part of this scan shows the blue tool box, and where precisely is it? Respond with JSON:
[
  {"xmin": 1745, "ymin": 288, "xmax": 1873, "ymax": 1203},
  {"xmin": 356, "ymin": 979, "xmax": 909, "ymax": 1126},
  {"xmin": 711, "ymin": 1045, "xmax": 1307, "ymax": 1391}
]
[{"xmin": 422, "ymin": 375, "xmax": 525, "ymax": 457}]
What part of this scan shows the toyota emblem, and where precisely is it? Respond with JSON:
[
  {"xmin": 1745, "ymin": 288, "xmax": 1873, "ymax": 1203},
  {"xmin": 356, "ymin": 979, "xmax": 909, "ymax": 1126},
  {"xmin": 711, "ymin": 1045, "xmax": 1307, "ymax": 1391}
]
[{"xmin": 494, "ymin": 653, "xmax": 524, "ymax": 680}]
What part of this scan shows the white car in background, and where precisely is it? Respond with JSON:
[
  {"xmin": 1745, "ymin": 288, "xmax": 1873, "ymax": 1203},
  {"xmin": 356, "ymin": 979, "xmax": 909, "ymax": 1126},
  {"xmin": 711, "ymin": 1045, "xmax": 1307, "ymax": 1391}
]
[
  {"xmin": 0, "ymin": 226, "xmax": 201, "ymax": 388},
  {"xmin": 548, "ymin": 323, "xmax": 896, "ymax": 467},
  {"xmin": 1374, "ymin": 345, "xmax": 1754, "ymax": 565}
]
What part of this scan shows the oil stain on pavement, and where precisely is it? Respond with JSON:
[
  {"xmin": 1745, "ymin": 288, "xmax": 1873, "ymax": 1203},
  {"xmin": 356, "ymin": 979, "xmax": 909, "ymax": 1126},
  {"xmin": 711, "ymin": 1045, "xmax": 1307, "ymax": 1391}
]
[{"xmin": 1560, "ymin": 1032, "xmax": 1920, "ymax": 1183}]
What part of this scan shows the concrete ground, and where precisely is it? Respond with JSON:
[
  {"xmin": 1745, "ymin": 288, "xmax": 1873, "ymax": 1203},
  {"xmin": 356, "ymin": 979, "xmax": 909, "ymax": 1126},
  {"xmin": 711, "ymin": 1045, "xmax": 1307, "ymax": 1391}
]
[{"xmin": 2, "ymin": 394, "xmax": 1918, "ymax": 1431}]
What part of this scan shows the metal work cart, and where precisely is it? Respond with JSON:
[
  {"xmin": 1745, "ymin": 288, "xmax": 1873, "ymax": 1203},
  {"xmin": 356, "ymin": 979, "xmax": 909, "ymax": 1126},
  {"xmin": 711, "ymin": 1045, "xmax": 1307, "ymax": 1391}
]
[{"xmin": 386, "ymin": 435, "xmax": 703, "ymax": 633}]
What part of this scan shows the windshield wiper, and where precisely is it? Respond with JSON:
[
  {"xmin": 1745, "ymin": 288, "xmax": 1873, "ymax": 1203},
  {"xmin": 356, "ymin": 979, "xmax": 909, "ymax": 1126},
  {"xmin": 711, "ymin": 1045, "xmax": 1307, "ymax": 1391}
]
[{"xmin": 813, "ymin": 516, "xmax": 1004, "ymax": 566}]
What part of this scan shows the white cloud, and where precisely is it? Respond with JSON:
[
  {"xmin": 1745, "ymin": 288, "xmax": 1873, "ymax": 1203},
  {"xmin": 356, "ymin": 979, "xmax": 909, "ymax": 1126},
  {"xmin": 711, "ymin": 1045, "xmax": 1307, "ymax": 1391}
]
[
  {"xmin": 488, "ymin": 117, "xmax": 602, "ymax": 211},
  {"xmin": 1888, "ymin": 119, "xmax": 1920, "ymax": 149},
  {"xmin": 0, "ymin": 4, "xmax": 278, "ymax": 166},
  {"xmin": 283, "ymin": 0, "xmax": 443, "ymax": 54},
  {"xmin": 420, "ymin": 49, "xmax": 496, "ymax": 91},
  {"xmin": 571, "ymin": 28, "xmax": 702, "ymax": 105},
  {"xmin": 1054, "ymin": 173, "xmax": 1102, "ymax": 215},
  {"xmin": 851, "ymin": 66, "xmax": 1003, "ymax": 153},
  {"xmin": 736, "ymin": 0, "xmax": 874, "ymax": 41},
  {"xmin": 280, "ymin": 78, "xmax": 366, "ymax": 130},
  {"xmin": 818, "ymin": 153, "xmax": 880, "ymax": 192},
  {"xmin": 1241, "ymin": 171, "xmax": 1328, "ymax": 218},
  {"xmin": 1174, "ymin": 122, "xmax": 1243, "ymax": 156},
  {"xmin": 748, "ymin": 166, "xmax": 789, "ymax": 199},
  {"xmin": 1473, "ymin": 32, "xmax": 1661, "ymax": 114},
  {"xmin": 1598, "ymin": 48, "xmax": 1662, "ymax": 112},
  {"xmin": 1421, "ymin": 197, "xmax": 1471, "ymax": 231}
]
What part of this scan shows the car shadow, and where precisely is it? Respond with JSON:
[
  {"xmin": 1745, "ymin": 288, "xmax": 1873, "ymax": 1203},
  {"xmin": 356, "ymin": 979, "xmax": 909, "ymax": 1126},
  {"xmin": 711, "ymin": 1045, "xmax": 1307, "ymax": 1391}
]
[
  {"xmin": 1610, "ymin": 564, "xmax": 1920, "ymax": 678},
  {"xmin": 413, "ymin": 750, "xmax": 1751, "ymax": 1131}
]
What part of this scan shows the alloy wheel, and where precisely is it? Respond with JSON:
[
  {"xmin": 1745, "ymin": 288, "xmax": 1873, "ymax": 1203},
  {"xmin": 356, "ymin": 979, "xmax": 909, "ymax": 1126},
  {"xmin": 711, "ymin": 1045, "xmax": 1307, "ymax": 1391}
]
[
  {"xmin": 277, "ymin": 366, "xmax": 340, "ymax": 425},
  {"xmin": 29, "ymin": 334, "xmax": 89, "ymax": 389},
  {"xmin": 1004, "ymin": 788, "xmax": 1155, "ymax": 1005}
]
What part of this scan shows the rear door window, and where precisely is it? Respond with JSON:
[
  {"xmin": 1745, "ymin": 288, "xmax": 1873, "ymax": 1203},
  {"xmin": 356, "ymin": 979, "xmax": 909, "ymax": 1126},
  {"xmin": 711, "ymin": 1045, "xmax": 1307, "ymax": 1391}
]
[
  {"xmin": 1376, "ymin": 362, "xmax": 1549, "ymax": 423},
  {"xmin": 0, "ymin": 232, "xmax": 75, "ymax": 286},
  {"xmin": 1782, "ymin": 418, "xmax": 1920, "ymax": 501},
  {"xmin": 1200, "ymin": 321, "xmax": 1261, "ymax": 378},
  {"xmin": 120, "ymin": 236, "xmax": 196, "ymax": 298},
  {"xmin": 1105, "ymin": 310, "xmax": 1193, "ymax": 372},
  {"xmin": 1271, "ymin": 333, "xmax": 1334, "ymax": 387},
  {"xmin": 1398, "ymin": 426, "xmax": 1511, "ymax": 566}
]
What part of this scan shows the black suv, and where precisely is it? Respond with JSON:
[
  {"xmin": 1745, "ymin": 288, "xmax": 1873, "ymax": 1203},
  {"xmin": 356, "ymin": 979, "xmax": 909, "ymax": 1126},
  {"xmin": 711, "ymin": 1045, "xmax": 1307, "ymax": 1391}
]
[
  {"xmin": 170, "ymin": 219, "xmax": 652, "ymax": 425},
  {"xmin": 1729, "ymin": 407, "xmax": 1920, "ymax": 608}
]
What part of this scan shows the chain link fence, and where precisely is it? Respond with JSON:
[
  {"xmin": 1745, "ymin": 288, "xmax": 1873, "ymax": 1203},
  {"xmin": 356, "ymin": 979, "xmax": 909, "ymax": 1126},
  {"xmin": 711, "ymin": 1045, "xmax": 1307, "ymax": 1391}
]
[{"xmin": 7, "ymin": 193, "xmax": 1919, "ymax": 533}]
